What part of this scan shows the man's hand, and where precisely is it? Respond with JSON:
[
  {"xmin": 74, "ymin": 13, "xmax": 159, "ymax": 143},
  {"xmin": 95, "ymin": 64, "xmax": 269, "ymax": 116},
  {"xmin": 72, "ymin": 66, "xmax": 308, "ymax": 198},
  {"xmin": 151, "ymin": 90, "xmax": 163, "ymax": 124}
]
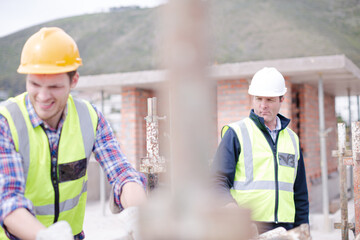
[
  {"xmin": 118, "ymin": 206, "xmax": 140, "ymax": 240},
  {"xmin": 36, "ymin": 221, "xmax": 73, "ymax": 240}
]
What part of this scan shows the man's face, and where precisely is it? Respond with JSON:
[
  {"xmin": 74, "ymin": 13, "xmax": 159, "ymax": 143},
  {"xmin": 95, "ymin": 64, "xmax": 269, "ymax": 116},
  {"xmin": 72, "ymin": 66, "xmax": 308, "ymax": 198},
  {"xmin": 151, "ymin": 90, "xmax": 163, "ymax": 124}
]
[
  {"xmin": 253, "ymin": 96, "xmax": 283, "ymax": 126},
  {"xmin": 26, "ymin": 72, "xmax": 78, "ymax": 129}
]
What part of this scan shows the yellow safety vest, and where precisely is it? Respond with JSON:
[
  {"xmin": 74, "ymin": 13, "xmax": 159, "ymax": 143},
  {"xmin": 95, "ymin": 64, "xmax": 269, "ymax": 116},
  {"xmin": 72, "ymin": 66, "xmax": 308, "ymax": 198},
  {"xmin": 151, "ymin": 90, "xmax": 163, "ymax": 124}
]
[
  {"xmin": 0, "ymin": 93, "xmax": 97, "ymax": 237},
  {"xmin": 222, "ymin": 117, "xmax": 300, "ymax": 223}
]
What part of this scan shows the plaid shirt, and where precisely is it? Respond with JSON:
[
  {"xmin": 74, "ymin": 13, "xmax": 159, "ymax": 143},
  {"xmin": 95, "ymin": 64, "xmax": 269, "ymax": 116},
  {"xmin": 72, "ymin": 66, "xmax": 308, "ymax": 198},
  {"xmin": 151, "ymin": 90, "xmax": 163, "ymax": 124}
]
[{"xmin": 0, "ymin": 94, "xmax": 146, "ymax": 239}]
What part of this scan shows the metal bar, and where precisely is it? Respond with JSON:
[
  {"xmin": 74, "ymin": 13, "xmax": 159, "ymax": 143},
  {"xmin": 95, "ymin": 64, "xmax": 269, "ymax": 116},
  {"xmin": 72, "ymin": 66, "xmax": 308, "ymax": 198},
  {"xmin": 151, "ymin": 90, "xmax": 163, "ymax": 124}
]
[
  {"xmin": 334, "ymin": 223, "xmax": 355, "ymax": 231},
  {"xmin": 349, "ymin": 89, "xmax": 352, "ymax": 131},
  {"xmin": 318, "ymin": 74, "xmax": 330, "ymax": 231},
  {"xmin": 140, "ymin": 97, "xmax": 166, "ymax": 192},
  {"xmin": 357, "ymin": 95, "xmax": 360, "ymax": 121},
  {"xmin": 349, "ymin": 89, "xmax": 354, "ymax": 199},
  {"xmin": 147, "ymin": 98, "xmax": 153, "ymax": 118},
  {"xmin": 338, "ymin": 123, "xmax": 349, "ymax": 240},
  {"xmin": 351, "ymin": 122, "xmax": 360, "ymax": 236}
]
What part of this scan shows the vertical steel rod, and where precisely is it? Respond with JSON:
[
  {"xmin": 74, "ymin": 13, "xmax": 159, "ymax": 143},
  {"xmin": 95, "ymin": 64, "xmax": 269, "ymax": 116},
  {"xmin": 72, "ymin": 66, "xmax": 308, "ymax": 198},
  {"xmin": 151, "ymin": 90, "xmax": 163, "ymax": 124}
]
[
  {"xmin": 318, "ymin": 75, "xmax": 330, "ymax": 231},
  {"xmin": 357, "ymin": 96, "xmax": 360, "ymax": 121},
  {"xmin": 348, "ymin": 89, "xmax": 354, "ymax": 198},
  {"xmin": 338, "ymin": 123, "xmax": 349, "ymax": 240},
  {"xmin": 351, "ymin": 122, "xmax": 360, "ymax": 236}
]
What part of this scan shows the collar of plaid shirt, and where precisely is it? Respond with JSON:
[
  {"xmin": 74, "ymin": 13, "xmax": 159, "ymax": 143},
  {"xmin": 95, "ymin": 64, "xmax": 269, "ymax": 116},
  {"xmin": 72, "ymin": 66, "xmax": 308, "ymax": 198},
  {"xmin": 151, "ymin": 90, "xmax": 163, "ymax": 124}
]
[{"xmin": 25, "ymin": 93, "xmax": 68, "ymax": 131}]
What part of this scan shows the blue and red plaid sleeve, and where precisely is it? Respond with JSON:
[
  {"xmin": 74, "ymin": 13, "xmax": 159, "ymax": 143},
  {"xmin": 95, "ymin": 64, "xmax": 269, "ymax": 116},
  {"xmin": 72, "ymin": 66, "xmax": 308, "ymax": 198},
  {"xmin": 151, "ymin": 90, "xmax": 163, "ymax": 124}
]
[
  {"xmin": 0, "ymin": 114, "xmax": 35, "ymax": 237},
  {"xmin": 91, "ymin": 105, "xmax": 146, "ymax": 210}
]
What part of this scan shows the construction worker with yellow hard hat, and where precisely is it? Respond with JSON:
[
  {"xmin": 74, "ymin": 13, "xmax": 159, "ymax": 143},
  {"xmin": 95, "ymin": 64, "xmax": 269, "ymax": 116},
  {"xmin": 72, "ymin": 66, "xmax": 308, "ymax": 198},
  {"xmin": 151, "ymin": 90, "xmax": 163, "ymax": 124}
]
[
  {"xmin": 0, "ymin": 27, "xmax": 146, "ymax": 240},
  {"xmin": 212, "ymin": 67, "xmax": 309, "ymax": 234}
]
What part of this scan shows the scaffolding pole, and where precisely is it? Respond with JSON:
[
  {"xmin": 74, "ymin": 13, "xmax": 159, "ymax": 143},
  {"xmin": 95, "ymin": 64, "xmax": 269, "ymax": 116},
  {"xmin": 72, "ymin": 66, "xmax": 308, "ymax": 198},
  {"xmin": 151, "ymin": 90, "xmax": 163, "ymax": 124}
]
[
  {"xmin": 351, "ymin": 122, "xmax": 360, "ymax": 236},
  {"xmin": 348, "ymin": 89, "xmax": 354, "ymax": 198},
  {"xmin": 335, "ymin": 123, "xmax": 349, "ymax": 240},
  {"xmin": 333, "ymin": 122, "xmax": 360, "ymax": 238},
  {"xmin": 140, "ymin": 97, "xmax": 166, "ymax": 192},
  {"xmin": 318, "ymin": 75, "xmax": 330, "ymax": 231}
]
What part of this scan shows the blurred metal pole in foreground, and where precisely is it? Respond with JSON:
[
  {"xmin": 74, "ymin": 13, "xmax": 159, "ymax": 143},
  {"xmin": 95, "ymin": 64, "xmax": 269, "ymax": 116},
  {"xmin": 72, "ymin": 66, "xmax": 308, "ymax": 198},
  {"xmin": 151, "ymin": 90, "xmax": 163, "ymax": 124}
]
[{"xmin": 140, "ymin": 0, "xmax": 251, "ymax": 239}]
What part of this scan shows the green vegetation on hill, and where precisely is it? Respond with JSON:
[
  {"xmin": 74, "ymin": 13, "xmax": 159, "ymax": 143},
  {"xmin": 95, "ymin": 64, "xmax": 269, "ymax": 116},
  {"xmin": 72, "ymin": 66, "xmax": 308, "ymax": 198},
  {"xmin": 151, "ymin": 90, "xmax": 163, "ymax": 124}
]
[{"xmin": 1, "ymin": 1, "xmax": 360, "ymax": 96}]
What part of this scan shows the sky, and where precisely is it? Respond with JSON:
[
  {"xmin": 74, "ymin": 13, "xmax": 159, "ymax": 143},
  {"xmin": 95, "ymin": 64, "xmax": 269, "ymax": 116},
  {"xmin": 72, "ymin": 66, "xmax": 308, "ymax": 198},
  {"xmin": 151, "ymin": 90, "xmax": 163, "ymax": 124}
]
[{"xmin": 0, "ymin": 0, "xmax": 167, "ymax": 37}]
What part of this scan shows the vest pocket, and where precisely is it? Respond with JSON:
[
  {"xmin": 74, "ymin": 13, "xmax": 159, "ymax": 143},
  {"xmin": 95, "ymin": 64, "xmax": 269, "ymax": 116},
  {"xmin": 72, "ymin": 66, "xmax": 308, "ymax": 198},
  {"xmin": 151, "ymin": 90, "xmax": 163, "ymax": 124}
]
[
  {"xmin": 59, "ymin": 158, "xmax": 87, "ymax": 182},
  {"xmin": 278, "ymin": 152, "xmax": 295, "ymax": 168}
]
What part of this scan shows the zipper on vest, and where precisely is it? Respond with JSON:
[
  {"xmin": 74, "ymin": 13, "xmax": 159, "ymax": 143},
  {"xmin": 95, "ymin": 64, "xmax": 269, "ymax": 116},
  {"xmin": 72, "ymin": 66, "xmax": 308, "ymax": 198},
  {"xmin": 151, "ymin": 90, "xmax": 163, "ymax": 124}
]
[
  {"xmin": 51, "ymin": 154, "xmax": 60, "ymax": 223},
  {"xmin": 42, "ymin": 125, "xmax": 60, "ymax": 223},
  {"xmin": 260, "ymin": 124, "xmax": 281, "ymax": 223},
  {"xmin": 273, "ymin": 139, "xmax": 279, "ymax": 224}
]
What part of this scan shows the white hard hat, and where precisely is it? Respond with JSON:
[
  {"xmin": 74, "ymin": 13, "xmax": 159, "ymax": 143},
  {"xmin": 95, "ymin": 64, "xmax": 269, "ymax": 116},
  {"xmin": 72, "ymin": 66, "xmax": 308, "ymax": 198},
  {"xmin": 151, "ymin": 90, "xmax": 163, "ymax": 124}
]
[{"xmin": 248, "ymin": 67, "xmax": 287, "ymax": 97}]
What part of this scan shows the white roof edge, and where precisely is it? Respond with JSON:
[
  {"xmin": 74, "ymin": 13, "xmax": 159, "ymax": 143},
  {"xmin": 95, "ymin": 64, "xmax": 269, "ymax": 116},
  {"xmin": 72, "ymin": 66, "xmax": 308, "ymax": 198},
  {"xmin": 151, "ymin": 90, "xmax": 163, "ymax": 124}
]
[
  {"xmin": 344, "ymin": 56, "xmax": 360, "ymax": 81},
  {"xmin": 210, "ymin": 55, "xmax": 348, "ymax": 79},
  {"xmin": 76, "ymin": 55, "xmax": 360, "ymax": 95}
]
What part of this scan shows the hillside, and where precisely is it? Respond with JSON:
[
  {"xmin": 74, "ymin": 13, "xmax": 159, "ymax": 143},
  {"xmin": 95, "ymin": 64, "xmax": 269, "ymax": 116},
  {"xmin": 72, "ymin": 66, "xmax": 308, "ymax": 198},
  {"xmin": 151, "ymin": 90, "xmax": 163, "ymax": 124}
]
[
  {"xmin": 1, "ymin": 0, "xmax": 360, "ymax": 95},
  {"xmin": 0, "ymin": 6, "xmax": 159, "ymax": 95}
]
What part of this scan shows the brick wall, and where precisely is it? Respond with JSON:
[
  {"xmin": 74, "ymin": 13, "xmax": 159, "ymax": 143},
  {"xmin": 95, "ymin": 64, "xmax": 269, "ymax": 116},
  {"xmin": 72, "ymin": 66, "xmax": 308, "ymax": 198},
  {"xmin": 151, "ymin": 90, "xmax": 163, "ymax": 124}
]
[
  {"xmin": 120, "ymin": 87, "xmax": 154, "ymax": 169},
  {"xmin": 217, "ymin": 79, "xmax": 251, "ymax": 140},
  {"xmin": 292, "ymin": 83, "xmax": 337, "ymax": 189},
  {"xmin": 325, "ymin": 94, "xmax": 338, "ymax": 173},
  {"xmin": 280, "ymin": 79, "xmax": 293, "ymax": 129}
]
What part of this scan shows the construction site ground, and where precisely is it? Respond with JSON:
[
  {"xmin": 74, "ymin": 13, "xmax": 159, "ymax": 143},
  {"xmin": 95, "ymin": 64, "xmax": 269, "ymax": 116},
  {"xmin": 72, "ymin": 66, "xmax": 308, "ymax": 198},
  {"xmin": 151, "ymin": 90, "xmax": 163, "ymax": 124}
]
[{"xmin": 83, "ymin": 197, "xmax": 356, "ymax": 240}]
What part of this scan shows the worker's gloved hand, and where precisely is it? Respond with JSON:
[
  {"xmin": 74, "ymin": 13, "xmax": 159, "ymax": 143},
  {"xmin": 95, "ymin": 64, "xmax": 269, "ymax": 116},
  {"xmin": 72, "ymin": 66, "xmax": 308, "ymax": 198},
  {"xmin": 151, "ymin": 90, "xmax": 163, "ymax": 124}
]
[
  {"xmin": 36, "ymin": 221, "xmax": 73, "ymax": 240},
  {"xmin": 117, "ymin": 206, "xmax": 140, "ymax": 240}
]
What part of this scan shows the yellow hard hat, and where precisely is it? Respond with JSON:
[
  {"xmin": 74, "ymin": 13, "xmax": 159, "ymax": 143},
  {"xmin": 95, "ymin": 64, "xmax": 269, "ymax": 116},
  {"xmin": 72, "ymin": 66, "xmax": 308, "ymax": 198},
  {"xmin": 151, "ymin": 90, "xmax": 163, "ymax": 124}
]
[{"xmin": 17, "ymin": 27, "xmax": 82, "ymax": 74}]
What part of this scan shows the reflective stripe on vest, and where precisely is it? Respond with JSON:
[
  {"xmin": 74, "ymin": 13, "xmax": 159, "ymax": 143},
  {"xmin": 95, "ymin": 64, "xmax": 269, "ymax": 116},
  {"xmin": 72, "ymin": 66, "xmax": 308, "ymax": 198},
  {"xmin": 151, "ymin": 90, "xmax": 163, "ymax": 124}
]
[
  {"xmin": 2, "ymin": 100, "xmax": 31, "ymax": 183},
  {"xmin": 286, "ymin": 128, "xmax": 299, "ymax": 181},
  {"xmin": 233, "ymin": 180, "xmax": 293, "ymax": 192},
  {"xmin": 35, "ymin": 180, "xmax": 87, "ymax": 215},
  {"xmin": 73, "ymin": 98, "xmax": 95, "ymax": 161}
]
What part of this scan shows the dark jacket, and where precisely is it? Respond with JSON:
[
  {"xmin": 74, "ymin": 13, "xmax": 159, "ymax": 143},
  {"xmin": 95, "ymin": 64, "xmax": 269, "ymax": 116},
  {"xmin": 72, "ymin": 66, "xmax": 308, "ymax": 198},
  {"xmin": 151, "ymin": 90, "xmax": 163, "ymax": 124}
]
[{"xmin": 211, "ymin": 110, "xmax": 309, "ymax": 233}]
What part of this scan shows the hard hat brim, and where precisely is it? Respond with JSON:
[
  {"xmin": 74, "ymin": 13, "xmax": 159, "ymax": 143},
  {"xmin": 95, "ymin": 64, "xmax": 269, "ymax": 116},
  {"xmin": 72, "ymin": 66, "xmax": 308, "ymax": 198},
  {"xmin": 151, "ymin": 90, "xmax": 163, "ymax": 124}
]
[
  {"xmin": 17, "ymin": 63, "xmax": 81, "ymax": 74},
  {"xmin": 248, "ymin": 88, "xmax": 287, "ymax": 97}
]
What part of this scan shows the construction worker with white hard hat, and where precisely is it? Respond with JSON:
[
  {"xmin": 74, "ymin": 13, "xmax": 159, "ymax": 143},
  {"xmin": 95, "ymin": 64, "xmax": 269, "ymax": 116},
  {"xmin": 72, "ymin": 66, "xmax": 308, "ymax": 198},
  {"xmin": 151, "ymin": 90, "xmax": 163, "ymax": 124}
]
[
  {"xmin": 212, "ymin": 67, "xmax": 309, "ymax": 234},
  {"xmin": 0, "ymin": 27, "xmax": 146, "ymax": 240}
]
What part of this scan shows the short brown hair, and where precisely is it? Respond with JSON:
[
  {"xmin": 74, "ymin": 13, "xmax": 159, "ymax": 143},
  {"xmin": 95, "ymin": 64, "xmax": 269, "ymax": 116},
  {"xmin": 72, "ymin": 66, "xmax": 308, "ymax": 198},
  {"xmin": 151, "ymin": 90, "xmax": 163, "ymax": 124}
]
[{"xmin": 67, "ymin": 71, "xmax": 77, "ymax": 83}]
